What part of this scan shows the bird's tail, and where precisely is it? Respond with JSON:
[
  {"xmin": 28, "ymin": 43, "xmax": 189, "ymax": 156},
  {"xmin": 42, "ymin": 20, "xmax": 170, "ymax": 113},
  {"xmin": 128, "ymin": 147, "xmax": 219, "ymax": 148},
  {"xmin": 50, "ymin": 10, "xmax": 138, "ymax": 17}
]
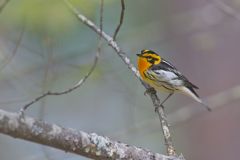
[
  {"xmin": 197, "ymin": 99, "xmax": 212, "ymax": 112},
  {"xmin": 179, "ymin": 86, "xmax": 212, "ymax": 112}
]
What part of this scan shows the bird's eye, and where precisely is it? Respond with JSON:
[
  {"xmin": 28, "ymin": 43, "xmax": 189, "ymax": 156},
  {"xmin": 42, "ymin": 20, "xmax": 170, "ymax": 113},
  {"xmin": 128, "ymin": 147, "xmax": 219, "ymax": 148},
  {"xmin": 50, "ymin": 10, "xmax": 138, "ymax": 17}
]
[
  {"xmin": 147, "ymin": 57, "xmax": 154, "ymax": 61},
  {"xmin": 146, "ymin": 57, "xmax": 155, "ymax": 63},
  {"xmin": 145, "ymin": 56, "xmax": 152, "ymax": 60}
]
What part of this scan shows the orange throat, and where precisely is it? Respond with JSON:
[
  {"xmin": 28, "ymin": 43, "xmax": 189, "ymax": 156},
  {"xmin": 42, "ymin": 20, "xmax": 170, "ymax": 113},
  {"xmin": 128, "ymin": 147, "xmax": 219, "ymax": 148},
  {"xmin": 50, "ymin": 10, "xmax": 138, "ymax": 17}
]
[{"xmin": 137, "ymin": 57, "xmax": 151, "ymax": 78}]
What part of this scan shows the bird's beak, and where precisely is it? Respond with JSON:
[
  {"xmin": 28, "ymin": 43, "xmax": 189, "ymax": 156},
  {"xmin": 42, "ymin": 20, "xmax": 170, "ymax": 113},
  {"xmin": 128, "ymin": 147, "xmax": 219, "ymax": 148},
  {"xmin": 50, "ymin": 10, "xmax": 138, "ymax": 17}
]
[{"xmin": 136, "ymin": 54, "xmax": 142, "ymax": 57}]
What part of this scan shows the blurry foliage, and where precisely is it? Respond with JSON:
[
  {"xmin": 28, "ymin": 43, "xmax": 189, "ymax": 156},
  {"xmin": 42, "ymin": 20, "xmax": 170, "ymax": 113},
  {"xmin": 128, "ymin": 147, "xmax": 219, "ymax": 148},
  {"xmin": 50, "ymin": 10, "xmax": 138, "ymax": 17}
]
[{"xmin": 2, "ymin": 0, "xmax": 113, "ymax": 36}]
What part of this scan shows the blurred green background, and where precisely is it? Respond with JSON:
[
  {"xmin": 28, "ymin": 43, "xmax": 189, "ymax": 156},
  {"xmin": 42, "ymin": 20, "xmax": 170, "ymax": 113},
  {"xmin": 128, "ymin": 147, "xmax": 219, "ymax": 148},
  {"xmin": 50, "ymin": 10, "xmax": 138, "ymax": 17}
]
[{"xmin": 0, "ymin": 0, "xmax": 240, "ymax": 159}]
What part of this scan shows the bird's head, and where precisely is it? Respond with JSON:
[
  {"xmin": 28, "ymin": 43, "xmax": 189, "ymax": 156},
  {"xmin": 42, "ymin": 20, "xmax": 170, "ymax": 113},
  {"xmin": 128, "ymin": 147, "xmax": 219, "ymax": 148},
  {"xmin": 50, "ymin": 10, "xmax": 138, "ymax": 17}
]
[{"xmin": 137, "ymin": 50, "xmax": 161, "ymax": 66}]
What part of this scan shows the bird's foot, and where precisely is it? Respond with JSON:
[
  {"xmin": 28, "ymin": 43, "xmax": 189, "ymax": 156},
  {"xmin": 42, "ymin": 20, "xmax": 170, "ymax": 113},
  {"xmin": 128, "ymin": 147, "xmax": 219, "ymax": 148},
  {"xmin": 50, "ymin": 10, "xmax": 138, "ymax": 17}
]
[
  {"xmin": 154, "ymin": 104, "xmax": 165, "ymax": 113},
  {"xmin": 144, "ymin": 87, "xmax": 156, "ymax": 96}
]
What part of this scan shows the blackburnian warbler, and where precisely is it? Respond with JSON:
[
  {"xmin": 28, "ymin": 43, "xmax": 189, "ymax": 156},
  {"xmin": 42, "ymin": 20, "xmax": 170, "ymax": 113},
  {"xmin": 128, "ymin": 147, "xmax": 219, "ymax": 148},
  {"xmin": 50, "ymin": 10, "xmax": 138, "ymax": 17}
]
[{"xmin": 137, "ymin": 49, "xmax": 211, "ymax": 111}]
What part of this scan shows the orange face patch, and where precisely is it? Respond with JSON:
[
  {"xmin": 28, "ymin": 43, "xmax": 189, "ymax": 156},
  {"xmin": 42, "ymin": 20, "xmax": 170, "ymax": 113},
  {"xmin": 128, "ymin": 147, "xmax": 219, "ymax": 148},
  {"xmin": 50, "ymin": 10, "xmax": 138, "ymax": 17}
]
[{"xmin": 137, "ymin": 50, "xmax": 161, "ymax": 80}]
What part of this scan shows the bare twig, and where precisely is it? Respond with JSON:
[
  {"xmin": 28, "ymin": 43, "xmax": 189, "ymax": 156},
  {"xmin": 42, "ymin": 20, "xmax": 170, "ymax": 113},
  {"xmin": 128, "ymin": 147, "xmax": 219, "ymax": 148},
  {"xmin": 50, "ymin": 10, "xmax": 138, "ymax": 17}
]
[
  {"xmin": 99, "ymin": 0, "xmax": 104, "ymax": 35},
  {"xmin": 0, "ymin": 109, "xmax": 182, "ymax": 160},
  {"xmin": 64, "ymin": 0, "xmax": 138, "ymax": 78},
  {"xmin": 64, "ymin": 0, "xmax": 177, "ymax": 156},
  {"xmin": 19, "ymin": 0, "xmax": 105, "ymax": 116},
  {"xmin": 0, "ymin": 0, "xmax": 10, "ymax": 13},
  {"xmin": 19, "ymin": 52, "xmax": 98, "ymax": 114},
  {"xmin": 149, "ymin": 92, "xmax": 176, "ymax": 156},
  {"xmin": 113, "ymin": 0, "xmax": 125, "ymax": 40},
  {"xmin": 96, "ymin": 0, "xmax": 104, "ymax": 58}
]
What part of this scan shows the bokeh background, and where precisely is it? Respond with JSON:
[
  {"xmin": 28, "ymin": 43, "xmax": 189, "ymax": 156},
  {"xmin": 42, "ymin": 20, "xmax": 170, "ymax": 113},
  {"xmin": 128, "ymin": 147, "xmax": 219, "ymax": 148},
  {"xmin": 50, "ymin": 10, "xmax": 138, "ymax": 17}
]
[{"xmin": 0, "ymin": 0, "xmax": 240, "ymax": 159}]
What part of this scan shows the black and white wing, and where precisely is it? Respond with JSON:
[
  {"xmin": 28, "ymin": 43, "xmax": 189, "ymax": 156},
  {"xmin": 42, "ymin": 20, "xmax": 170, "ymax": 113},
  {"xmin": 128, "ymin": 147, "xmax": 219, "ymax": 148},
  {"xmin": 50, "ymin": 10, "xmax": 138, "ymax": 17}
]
[{"xmin": 147, "ymin": 58, "xmax": 199, "ymax": 95}]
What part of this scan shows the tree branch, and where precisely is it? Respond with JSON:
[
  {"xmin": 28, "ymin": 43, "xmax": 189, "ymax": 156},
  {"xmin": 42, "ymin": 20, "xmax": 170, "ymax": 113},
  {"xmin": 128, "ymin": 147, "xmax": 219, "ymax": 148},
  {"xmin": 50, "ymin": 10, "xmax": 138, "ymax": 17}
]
[
  {"xmin": 64, "ymin": 0, "xmax": 177, "ymax": 156},
  {"xmin": 0, "ymin": 109, "xmax": 182, "ymax": 160}
]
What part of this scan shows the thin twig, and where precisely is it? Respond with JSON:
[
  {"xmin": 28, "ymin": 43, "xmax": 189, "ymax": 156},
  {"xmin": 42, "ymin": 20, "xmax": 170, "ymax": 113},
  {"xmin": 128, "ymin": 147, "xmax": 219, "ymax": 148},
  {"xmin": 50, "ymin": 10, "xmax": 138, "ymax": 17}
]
[
  {"xmin": 64, "ymin": 0, "xmax": 137, "ymax": 77},
  {"xmin": 96, "ymin": 0, "xmax": 104, "ymax": 56},
  {"xmin": 156, "ymin": 107, "xmax": 176, "ymax": 155},
  {"xmin": 149, "ymin": 91, "xmax": 176, "ymax": 156},
  {"xmin": 19, "ymin": 0, "xmax": 104, "ymax": 116},
  {"xmin": 64, "ymin": 0, "xmax": 177, "ymax": 156},
  {"xmin": 113, "ymin": 0, "xmax": 125, "ymax": 40},
  {"xmin": 0, "ymin": 0, "xmax": 10, "ymax": 13},
  {"xmin": 19, "ymin": 50, "xmax": 98, "ymax": 114},
  {"xmin": 99, "ymin": 0, "xmax": 104, "ymax": 36}
]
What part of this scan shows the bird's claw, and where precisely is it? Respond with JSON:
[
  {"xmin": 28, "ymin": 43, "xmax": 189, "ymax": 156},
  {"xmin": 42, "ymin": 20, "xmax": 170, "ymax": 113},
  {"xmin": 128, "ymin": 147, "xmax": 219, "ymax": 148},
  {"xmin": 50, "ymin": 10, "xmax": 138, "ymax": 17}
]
[
  {"xmin": 154, "ymin": 105, "xmax": 164, "ymax": 113},
  {"xmin": 154, "ymin": 106, "xmax": 158, "ymax": 112},
  {"xmin": 144, "ymin": 87, "xmax": 156, "ymax": 96}
]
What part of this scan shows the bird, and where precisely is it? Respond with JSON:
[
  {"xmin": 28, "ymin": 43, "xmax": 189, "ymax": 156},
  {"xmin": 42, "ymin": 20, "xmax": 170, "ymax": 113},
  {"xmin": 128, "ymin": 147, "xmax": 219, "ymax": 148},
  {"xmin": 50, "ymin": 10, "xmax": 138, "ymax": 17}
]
[{"xmin": 136, "ymin": 49, "xmax": 211, "ymax": 111}]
